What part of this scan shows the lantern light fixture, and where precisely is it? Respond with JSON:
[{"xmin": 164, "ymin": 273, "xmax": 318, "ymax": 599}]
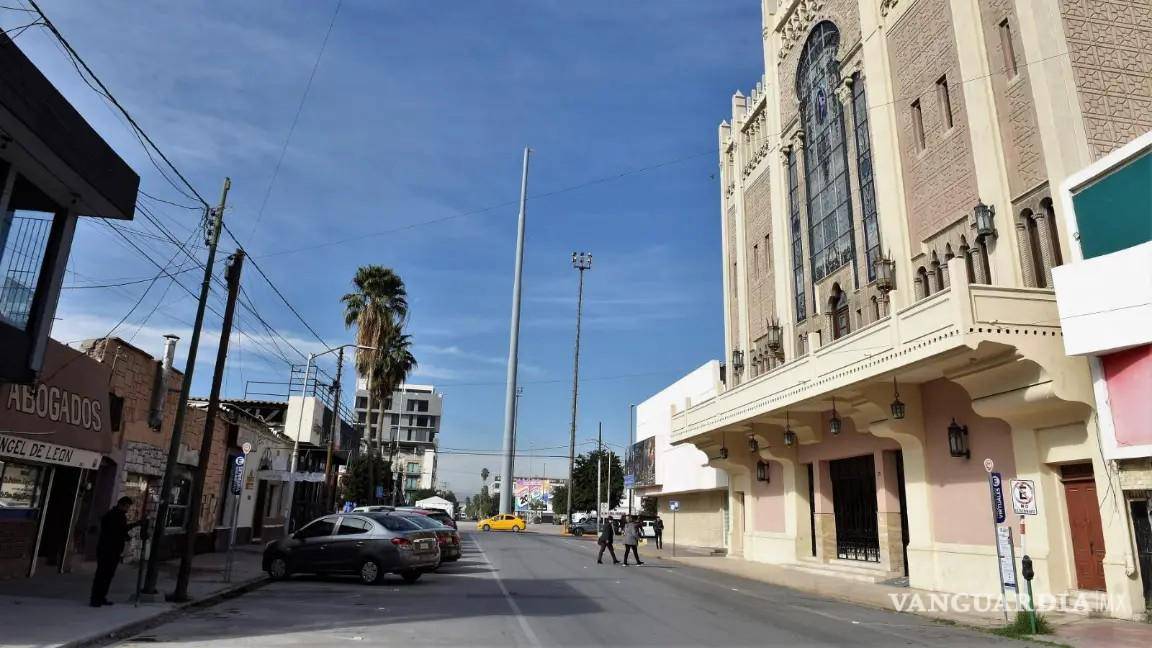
[
  {"xmin": 719, "ymin": 446, "xmax": 729, "ymax": 460},
  {"xmin": 829, "ymin": 397, "xmax": 842, "ymax": 435},
  {"xmin": 890, "ymin": 377, "xmax": 906, "ymax": 420},
  {"xmin": 756, "ymin": 460, "xmax": 769, "ymax": 482},
  {"xmin": 874, "ymin": 254, "xmax": 896, "ymax": 294},
  {"xmin": 948, "ymin": 418, "xmax": 970, "ymax": 459},
  {"xmin": 784, "ymin": 412, "xmax": 797, "ymax": 446},
  {"xmin": 973, "ymin": 201, "xmax": 997, "ymax": 240},
  {"xmin": 732, "ymin": 349, "xmax": 746, "ymax": 374},
  {"xmin": 748, "ymin": 436, "xmax": 759, "ymax": 453},
  {"xmin": 765, "ymin": 318, "xmax": 783, "ymax": 351}
]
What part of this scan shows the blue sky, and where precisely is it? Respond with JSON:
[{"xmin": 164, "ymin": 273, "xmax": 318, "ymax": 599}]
[{"xmin": 12, "ymin": 1, "xmax": 763, "ymax": 496}]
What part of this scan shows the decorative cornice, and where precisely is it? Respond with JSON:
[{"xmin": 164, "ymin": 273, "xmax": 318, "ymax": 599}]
[{"xmin": 777, "ymin": 0, "xmax": 827, "ymax": 61}]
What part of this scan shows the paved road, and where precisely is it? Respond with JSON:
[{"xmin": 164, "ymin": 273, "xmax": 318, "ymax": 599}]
[{"xmin": 116, "ymin": 530, "xmax": 1030, "ymax": 647}]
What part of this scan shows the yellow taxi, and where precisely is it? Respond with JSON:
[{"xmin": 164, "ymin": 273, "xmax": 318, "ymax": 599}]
[{"xmin": 477, "ymin": 513, "xmax": 526, "ymax": 532}]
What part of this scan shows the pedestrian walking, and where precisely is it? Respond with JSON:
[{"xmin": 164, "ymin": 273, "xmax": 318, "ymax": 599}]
[
  {"xmin": 654, "ymin": 515, "xmax": 665, "ymax": 549},
  {"xmin": 90, "ymin": 496, "xmax": 144, "ymax": 607},
  {"xmin": 596, "ymin": 515, "xmax": 620, "ymax": 565},
  {"xmin": 622, "ymin": 515, "xmax": 643, "ymax": 566}
]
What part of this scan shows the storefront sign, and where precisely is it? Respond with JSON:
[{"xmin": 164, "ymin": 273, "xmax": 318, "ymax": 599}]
[
  {"xmin": 0, "ymin": 432, "xmax": 101, "ymax": 469},
  {"xmin": 0, "ymin": 339, "xmax": 112, "ymax": 455}
]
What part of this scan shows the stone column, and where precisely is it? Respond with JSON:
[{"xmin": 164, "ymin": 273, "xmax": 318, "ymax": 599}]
[
  {"xmin": 1033, "ymin": 211, "xmax": 1058, "ymax": 288},
  {"xmin": 1015, "ymin": 220, "xmax": 1038, "ymax": 287},
  {"xmin": 968, "ymin": 244, "xmax": 989, "ymax": 284}
]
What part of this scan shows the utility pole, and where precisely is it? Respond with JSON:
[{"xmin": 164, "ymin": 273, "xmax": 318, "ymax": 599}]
[
  {"xmin": 324, "ymin": 347, "xmax": 344, "ymax": 511},
  {"xmin": 596, "ymin": 422, "xmax": 602, "ymax": 522},
  {"xmin": 174, "ymin": 247, "xmax": 243, "ymax": 601},
  {"xmin": 143, "ymin": 178, "xmax": 230, "ymax": 596},
  {"xmin": 628, "ymin": 403, "xmax": 635, "ymax": 516},
  {"xmin": 565, "ymin": 251, "xmax": 592, "ymax": 526},
  {"xmin": 390, "ymin": 384, "xmax": 406, "ymax": 507},
  {"xmin": 498, "ymin": 147, "xmax": 531, "ymax": 515}
]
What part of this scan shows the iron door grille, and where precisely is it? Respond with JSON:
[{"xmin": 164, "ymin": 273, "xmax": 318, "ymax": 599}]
[{"xmin": 830, "ymin": 455, "xmax": 880, "ymax": 562}]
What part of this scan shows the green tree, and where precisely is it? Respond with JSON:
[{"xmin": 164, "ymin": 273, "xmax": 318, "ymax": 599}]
[
  {"xmin": 342, "ymin": 265, "xmax": 416, "ymax": 505},
  {"xmin": 569, "ymin": 450, "xmax": 625, "ymax": 513},
  {"xmin": 551, "ymin": 484, "xmax": 568, "ymax": 516},
  {"xmin": 341, "ymin": 453, "xmax": 393, "ymax": 505}
]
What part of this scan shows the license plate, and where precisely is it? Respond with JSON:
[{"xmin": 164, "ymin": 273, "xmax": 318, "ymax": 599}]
[{"xmin": 416, "ymin": 539, "xmax": 435, "ymax": 552}]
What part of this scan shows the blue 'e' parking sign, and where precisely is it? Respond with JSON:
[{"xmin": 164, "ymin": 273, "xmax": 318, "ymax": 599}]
[{"xmin": 990, "ymin": 472, "xmax": 1006, "ymax": 524}]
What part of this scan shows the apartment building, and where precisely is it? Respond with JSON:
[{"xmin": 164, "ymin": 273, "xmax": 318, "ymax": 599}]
[
  {"xmin": 669, "ymin": 0, "xmax": 1150, "ymax": 618},
  {"xmin": 354, "ymin": 382, "xmax": 442, "ymax": 500}
]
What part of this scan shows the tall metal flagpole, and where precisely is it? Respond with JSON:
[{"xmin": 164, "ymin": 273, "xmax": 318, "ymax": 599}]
[
  {"xmin": 565, "ymin": 252, "xmax": 591, "ymax": 526},
  {"xmin": 499, "ymin": 147, "xmax": 531, "ymax": 515}
]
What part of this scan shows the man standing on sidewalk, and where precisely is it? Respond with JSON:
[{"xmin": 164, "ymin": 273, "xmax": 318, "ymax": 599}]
[
  {"xmin": 90, "ymin": 497, "xmax": 144, "ymax": 607},
  {"xmin": 654, "ymin": 516, "xmax": 664, "ymax": 550}
]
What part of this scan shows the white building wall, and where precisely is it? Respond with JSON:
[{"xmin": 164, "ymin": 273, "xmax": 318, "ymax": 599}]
[{"xmin": 636, "ymin": 361, "xmax": 728, "ymax": 495}]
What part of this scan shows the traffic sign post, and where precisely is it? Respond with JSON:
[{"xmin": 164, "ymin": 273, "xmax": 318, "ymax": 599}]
[
  {"xmin": 669, "ymin": 500, "xmax": 680, "ymax": 557},
  {"xmin": 1010, "ymin": 478, "xmax": 1039, "ymax": 632},
  {"xmin": 224, "ymin": 453, "xmax": 247, "ymax": 583},
  {"xmin": 985, "ymin": 462, "xmax": 1011, "ymax": 623}
]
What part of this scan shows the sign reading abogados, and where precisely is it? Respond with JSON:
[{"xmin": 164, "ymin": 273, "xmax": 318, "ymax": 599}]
[{"xmin": 4, "ymin": 383, "xmax": 104, "ymax": 432}]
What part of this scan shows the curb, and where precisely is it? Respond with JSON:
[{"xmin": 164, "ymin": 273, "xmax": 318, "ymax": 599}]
[{"xmin": 65, "ymin": 575, "xmax": 270, "ymax": 648}]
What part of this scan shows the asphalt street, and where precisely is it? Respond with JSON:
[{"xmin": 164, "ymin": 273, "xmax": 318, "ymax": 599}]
[{"xmin": 115, "ymin": 529, "xmax": 1034, "ymax": 647}]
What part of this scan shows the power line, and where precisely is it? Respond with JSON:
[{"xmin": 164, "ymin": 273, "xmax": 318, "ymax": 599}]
[
  {"xmin": 246, "ymin": 0, "xmax": 342, "ymax": 238},
  {"xmin": 25, "ymin": 0, "xmax": 209, "ymax": 206}
]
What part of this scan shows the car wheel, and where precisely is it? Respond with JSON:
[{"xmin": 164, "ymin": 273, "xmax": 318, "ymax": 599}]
[
  {"xmin": 513, "ymin": 525, "xmax": 523, "ymax": 533},
  {"xmin": 401, "ymin": 570, "xmax": 422, "ymax": 584},
  {"xmin": 359, "ymin": 559, "xmax": 383, "ymax": 585},
  {"xmin": 482, "ymin": 524, "xmax": 491, "ymax": 531},
  {"xmin": 572, "ymin": 528, "xmax": 583, "ymax": 536},
  {"xmin": 268, "ymin": 556, "xmax": 290, "ymax": 580}
]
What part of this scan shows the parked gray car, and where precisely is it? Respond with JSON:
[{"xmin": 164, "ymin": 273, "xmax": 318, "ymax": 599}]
[{"xmin": 263, "ymin": 512, "xmax": 440, "ymax": 584}]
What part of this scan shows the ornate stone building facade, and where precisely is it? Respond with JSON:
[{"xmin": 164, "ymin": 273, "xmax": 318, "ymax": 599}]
[{"xmin": 693, "ymin": 0, "xmax": 1150, "ymax": 619}]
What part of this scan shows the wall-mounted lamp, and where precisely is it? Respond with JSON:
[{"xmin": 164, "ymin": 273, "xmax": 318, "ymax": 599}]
[
  {"xmin": 784, "ymin": 412, "xmax": 797, "ymax": 447},
  {"xmin": 765, "ymin": 318, "xmax": 783, "ymax": 352},
  {"xmin": 973, "ymin": 201, "xmax": 997, "ymax": 240},
  {"xmin": 756, "ymin": 460, "xmax": 769, "ymax": 482},
  {"xmin": 874, "ymin": 254, "xmax": 896, "ymax": 294},
  {"xmin": 948, "ymin": 418, "xmax": 970, "ymax": 459},
  {"xmin": 829, "ymin": 397, "xmax": 842, "ymax": 436},
  {"xmin": 747, "ymin": 436, "xmax": 759, "ymax": 453},
  {"xmin": 718, "ymin": 446, "xmax": 729, "ymax": 460},
  {"xmin": 891, "ymin": 377, "xmax": 906, "ymax": 420},
  {"xmin": 732, "ymin": 349, "xmax": 745, "ymax": 375}
]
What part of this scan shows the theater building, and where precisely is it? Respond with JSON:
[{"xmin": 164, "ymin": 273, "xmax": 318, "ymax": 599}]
[{"xmin": 670, "ymin": 0, "xmax": 1149, "ymax": 618}]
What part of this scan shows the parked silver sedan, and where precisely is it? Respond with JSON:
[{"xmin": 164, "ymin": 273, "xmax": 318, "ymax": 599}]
[{"xmin": 263, "ymin": 512, "xmax": 440, "ymax": 584}]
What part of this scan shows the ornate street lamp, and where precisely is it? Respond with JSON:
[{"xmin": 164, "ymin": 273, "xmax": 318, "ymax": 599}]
[
  {"xmin": 756, "ymin": 460, "xmax": 770, "ymax": 482},
  {"xmin": 948, "ymin": 418, "xmax": 970, "ymax": 459},
  {"xmin": 874, "ymin": 254, "xmax": 896, "ymax": 294},
  {"xmin": 732, "ymin": 349, "xmax": 745, "ymax": 375},
  {"xmin": 829, "ymin": 397, "xmax": 842, "ymax": 436},
  {"xmin": 890, "ymin": 377, "xmax": 906, "ymax": 420},
  {"xmin": 973, "ymin": 201, "xmax": 997, "ymax": 240}
]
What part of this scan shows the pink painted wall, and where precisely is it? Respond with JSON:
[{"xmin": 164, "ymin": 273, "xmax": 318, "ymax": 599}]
[
  {"xmin": 922, "ymin": 378, "xmax": 1017, "ymax": 546},
  {"xmin": 1103, "ymin": 345, "xmax": 1152, "ymax": 447},
  {"xmin": 751, "ymin": 461, "xmax": 786, "ymax": 532},
  {"xmin": 797, "ymin": 417, "xmax": 900, "ymax": 514}
]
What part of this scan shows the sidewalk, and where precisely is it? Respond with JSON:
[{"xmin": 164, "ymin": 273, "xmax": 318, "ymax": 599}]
[
  {"xmin": 650, "ymin": 549, "xmax": 1152, "ymax": 648},
  {"xmin": 0, "ymin": 545, "xmax": 267, "ymax": 648}
]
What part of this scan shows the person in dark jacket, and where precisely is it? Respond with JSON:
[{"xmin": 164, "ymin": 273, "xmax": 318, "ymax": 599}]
[
  {"xmin": 597, "ymin": 515, "xmax": 620, "ymax": 564},
  {"xmin": 90, "ymin": 496, "xmax": 143, "ymax": 607},
  {"xmin": 654, "ymin": 516, "xmax": 665, "ymax": 549},
  {"xmin": 622, "ymin": 515, "xmax": 643, "ymax": 565}
]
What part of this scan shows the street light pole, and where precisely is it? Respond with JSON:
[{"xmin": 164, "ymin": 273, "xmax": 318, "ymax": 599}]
[
  {"xmin": 596, "ymin": 422, "xmax": 602, "ymax": 522},
  {"xmin": 628, "ymin": 403, "xmax": 635, "ymax": 516},
  {"xmin": 566, "ymin": 252, "xmax": 592, "ymax": 526},
  {"xmin": 498, "ymin": 147, "xmax": 531, "ymax": 515},
  {"xmin": 284, "ymin": 344, "xmax": 374, "ymax": 534}
]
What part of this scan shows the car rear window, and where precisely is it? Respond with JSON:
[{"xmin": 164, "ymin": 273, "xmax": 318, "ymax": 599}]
[
  {"xmin": 369, "ymin": 514, "xmax": 421, "ymax": 531},
  {"xmin": 426, "ymin": 511, "xmax": 452, "ymax": 524},
  {"xmin": 398, "ymin": 514, "xmax": 441, "ymax": 529}
]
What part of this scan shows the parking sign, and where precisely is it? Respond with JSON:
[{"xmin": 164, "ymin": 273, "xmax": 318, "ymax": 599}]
[
  {"xmin": 1010, "ymin": 479, "xmax": 1038, "ymax": 515},
  {"xmin": 669, "ymin": 500, "xmax": 680, "ymax": 512}
]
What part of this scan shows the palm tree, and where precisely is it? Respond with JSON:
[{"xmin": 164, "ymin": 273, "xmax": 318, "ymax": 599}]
[
  {"xmin": 377, "ymin": 332, "xmax": 416, "ymax": 460},
  {"xmin": 342, "ymin": 266, "xmax": 410, "ymax": 455}
]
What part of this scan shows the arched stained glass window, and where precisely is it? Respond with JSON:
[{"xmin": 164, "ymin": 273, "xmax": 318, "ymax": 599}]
[{"xmin": 798, "ymin": 22, "xmax": 855, "ymax": 282}]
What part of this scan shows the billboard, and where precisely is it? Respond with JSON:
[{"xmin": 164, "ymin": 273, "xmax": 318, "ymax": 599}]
[
  {"xmin": 513, "ymin": 478, "xmax": 558, "ymax": 512},
  {"xmin": 626, "ymin": 437, "xmax": 656, "ymax": 488}
]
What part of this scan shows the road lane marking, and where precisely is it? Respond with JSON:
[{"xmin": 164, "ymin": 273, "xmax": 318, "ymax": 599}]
[{"xmin": 471, "ymin": 534, "xmax": 542, "ymax": 648}]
